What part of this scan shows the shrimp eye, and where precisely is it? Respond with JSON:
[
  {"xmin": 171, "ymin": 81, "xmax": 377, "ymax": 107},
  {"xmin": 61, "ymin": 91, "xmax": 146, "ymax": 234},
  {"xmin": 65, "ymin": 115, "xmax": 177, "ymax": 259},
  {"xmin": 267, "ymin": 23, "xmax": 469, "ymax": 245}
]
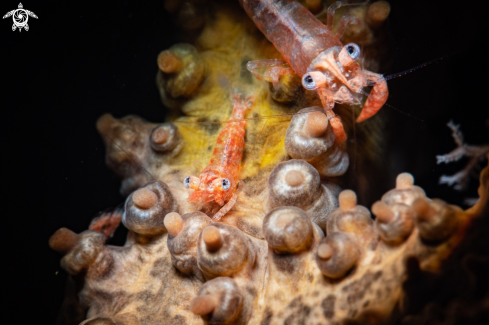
[
  {"xmin": 184, "ymin": 176, "xmax": 191, "ymax": 188},
  {"xmin": 222, "ymin": 178, "xmax": 231, "ymax": 190},
  {"xmin": 345, "ymin": 43, "xmax": 360, "ymax": 60},
  {"xmin": 302, "ymin": 74, "xmax": 316, "ymax": 90}
]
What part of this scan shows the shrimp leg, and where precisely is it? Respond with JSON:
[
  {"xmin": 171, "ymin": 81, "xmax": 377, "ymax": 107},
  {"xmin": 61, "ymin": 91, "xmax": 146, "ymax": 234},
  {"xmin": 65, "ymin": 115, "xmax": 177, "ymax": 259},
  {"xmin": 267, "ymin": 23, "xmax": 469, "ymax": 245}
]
[
  {"xmin": 317, "ymin": 87, "xmax": 347, "ymax": 145},
  {"xmin": 212, "ymin": 193, "xmax": 238, "ymax": 221},
  {"xmin": 247, "ymin": 60, "xmax": 295, "ymax": 89},
  {"xmin": 335, "ymin": 16, "xmax": 360, "ymax": 39}
]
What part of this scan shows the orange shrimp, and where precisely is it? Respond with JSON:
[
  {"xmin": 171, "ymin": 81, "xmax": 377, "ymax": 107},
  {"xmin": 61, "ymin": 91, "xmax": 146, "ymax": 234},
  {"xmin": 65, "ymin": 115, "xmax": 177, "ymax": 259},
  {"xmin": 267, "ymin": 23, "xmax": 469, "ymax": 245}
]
[
  {"xmin": 183, "ymin": 92, "xmax": 254, "ymax": 221},
  {"xmin": 241, "ymin": 0, "xmax": 388, "ymax": 144}
]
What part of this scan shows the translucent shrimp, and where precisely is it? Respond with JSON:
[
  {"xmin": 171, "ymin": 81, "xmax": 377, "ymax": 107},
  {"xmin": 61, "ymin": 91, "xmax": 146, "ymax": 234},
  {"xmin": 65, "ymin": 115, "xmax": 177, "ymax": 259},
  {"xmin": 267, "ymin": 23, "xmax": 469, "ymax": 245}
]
[
  {"xmin": 241, "ymin": 0, "xmax": 388, "ymax": 143},
  {"xmin": 183, "ymin": 92, "xmax": 254, "ymax": 221}
]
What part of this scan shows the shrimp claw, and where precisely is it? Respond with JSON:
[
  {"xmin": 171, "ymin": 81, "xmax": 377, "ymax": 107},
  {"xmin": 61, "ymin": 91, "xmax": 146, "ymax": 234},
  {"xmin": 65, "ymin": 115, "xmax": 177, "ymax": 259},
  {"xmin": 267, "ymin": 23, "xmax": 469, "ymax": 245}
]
[{"xmin": 357, "ymin": 72, "xmax": 388, "ymax": 122}]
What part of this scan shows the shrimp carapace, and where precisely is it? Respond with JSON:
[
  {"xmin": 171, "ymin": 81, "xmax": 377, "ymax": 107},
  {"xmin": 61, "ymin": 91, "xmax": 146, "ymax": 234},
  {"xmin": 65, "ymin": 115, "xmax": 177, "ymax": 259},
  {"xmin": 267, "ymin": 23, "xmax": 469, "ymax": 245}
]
[
  {"xmin": 242, "ymin": 0, "xmax": 389, "ymax": 143},
  {"xmin": 184, "ymin": 92, "xmax": 254, "ymax": 221}
]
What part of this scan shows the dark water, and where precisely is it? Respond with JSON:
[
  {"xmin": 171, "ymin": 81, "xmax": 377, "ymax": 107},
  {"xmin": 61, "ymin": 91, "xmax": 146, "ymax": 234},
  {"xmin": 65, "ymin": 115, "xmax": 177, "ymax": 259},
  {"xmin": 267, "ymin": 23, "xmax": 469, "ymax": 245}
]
[{"xmin": 0, "ymin": 0, "xmax": 487, "ymax": 323}]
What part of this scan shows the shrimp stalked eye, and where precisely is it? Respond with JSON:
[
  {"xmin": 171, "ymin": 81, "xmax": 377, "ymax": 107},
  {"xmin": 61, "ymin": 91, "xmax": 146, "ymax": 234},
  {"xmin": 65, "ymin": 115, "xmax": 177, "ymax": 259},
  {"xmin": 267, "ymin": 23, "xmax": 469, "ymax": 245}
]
[
  {"xmin": 184, "ymin": 176, "xmax": 200, "ymax": 189},
  {"xmin": 302, "ymin": 71, "xmax": 327, "ymax": 90},
  {"xmin": 302, "ymin": 74, "xmax": 316, "ymax": 90},
  {"xmin": 347, "ymin": 44, "xmax": 360, "ymax": 58},
  {"xmin": 339, "ymin": 43, "xmax": 360, "ymax": 67},
  {"xmin": 222, "ymin": 178, "xmax": 231, "ymax": 190}
]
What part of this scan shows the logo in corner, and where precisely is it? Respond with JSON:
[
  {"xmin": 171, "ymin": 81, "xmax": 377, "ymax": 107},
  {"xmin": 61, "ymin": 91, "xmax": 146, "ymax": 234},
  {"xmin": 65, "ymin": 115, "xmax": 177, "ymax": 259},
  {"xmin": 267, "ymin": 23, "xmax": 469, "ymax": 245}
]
[{"xmin": 3, "ymin": 3, "xmax": 37, "ymax": 32}]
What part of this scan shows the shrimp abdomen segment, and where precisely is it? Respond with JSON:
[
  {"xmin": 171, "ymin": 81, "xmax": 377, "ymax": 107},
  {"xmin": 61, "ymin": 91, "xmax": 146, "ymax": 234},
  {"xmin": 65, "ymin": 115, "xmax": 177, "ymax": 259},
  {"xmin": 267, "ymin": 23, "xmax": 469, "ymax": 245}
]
[
  {"xmin": 240, "ymin": 0, "xmax": 342, "ymax": 75},
  {"xmin": 209, "ymin": 123, "xmax": 246, "ymax": 182}
]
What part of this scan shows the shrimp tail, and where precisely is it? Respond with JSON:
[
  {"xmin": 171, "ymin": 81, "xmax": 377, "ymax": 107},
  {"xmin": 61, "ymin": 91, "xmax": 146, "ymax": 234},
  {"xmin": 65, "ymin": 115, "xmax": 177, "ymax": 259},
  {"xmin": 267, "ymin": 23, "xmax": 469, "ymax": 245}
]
[
  {"xmin": 230, "ymin": 92, "xmax": 255, "ymax": 120},
  {"xmin": 357, "ymin": 75, "xmax": 388, "ymax": 122}
]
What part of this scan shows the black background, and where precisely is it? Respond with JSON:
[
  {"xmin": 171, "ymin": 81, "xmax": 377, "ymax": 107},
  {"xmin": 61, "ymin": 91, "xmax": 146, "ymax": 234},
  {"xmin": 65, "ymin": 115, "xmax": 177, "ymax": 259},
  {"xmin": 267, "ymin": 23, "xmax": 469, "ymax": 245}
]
[{"xmin": 1, "ymin": 0, "xmax": 488, "ymax": 324}]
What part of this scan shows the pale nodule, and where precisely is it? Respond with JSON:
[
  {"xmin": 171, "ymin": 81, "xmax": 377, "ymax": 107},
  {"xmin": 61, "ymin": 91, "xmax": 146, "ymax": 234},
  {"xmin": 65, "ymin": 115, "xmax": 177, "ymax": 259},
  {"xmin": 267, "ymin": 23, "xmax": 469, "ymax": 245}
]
[
  {"xmin": 339, "ymin": 190, "xmax": 357, "ymax": 211},
  {"xmin": 157, "ymin": 50, "xmax": 183, "ymax": 73},
  {"xmin": 133, "ymin": 188, "xmax": 158, "ymax": 210},
  {"xmin": 317, "ymin": 243, "xmax": 333, "ymax": 260},
  {"xmin": 190, "ymin": 294, "xmax": 218, "ymax": 315},
  {"xmin": 372, "ymin": 201, "xmax": 395, "ymax": 224},
  {"xmin": 367, "ymin": 1, "xmax": 391, "ymax": 25},
  {"xmin": 164, "ymin": 212, "xmax": 183, "ymax": 237},
  {"xmin": 285, "ymin": 170, "xmax": 305, "ymax": 187},
  {"xmin": 49, "ymin": 228, "xmax": 79, "ymax": 255},
  {"xmin": 152, "ymin": 128, "xmax": 169, "ymax": 144},
  {"xmin": 304, "ymin": 111, "xmax": 328, "ymax": 138},
  {"xmin": 396, "ymin": 173, "xmax": 414, "ymax": 189},
  {"xmin": 202, "ymin": 226, "xmax": 223, "ymax": 252}
]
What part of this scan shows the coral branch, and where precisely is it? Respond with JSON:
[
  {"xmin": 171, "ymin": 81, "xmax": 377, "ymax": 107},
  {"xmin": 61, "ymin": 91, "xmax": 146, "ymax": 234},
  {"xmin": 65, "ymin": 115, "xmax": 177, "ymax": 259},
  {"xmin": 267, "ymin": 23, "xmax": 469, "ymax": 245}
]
[{"xmin": 437, "ymin": 121, "xmax": 489, "ymax": 190}]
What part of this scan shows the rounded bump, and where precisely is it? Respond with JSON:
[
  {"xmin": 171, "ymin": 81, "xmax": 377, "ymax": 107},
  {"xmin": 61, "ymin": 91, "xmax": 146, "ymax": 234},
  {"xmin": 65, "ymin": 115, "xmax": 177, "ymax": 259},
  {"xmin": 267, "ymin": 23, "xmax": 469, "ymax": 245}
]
[
  {"xmin": 195, "ymin": 277, "xmax": 243, "ymax": 324},
  {"xmin": 202, "ymin": 226, "xmax": 223, "ymax": 252},
  {"xmin": 412, "ymin": 197, "xmax": 437, "ymax": 222},
  {"xmin": 375, "ymin": 203, "xmax": 415, "ymax": 245},
  {"xmin": 158, "ymin": 44, "xmax": 205, "ymax": 99},
  {"xmin": 396, "ymin": 173, "xmax": 414, "ymax": 189},
  {"xmin": 317, "ymin": 243, "xmax": 333, "ymax": 260},
  {"xmin": 197, "ymin": 223, "xmax": 252, "ymax": 278},
  {"xmin": 150, "ymin": 123, "xmax": 182, "ymax": 153},
  {"xmin": 268, "ymin": 159, "xmax": 321, "ymax": 209},
  {"xmin": 132, "ymin": 188, "xmax": 158, "ymax": 210},
  {"xmin": 316, "ymin": 232, "xmax": 359, "ymax": 279},
  {"xmin": 304, "ymin": 111, "xmax": 328, "ymax": 138},
  {"xmin": 285, "ymin": 170, "xmax": 305, "ymax": 187},
  {"xmin": 166, "ymin": 211, "xmax": 212, "ymax": 279},
  {"xmin": 339, "ymin": 190, "xmax": 357, "ymax": 211},
  {"xmin": 49, "ymin": 228, "xmax": 79, "ymax": 255},
  {"xmin": 327, "ymin": 202, "xmax": 377, "ymax": 249},
  {"xmin": 164, "ymin": 212, "xmax": 183, "ymax": 238},
  {"xmin": 263, "ymin": 207, "xmax": 313, "ymax": 254},
  {"xmin": 123, "ymin": 181, "xmax": 178, "ymax": 236},
  {"xmin": 190, "ymin": 294, "xmax": 218, "ymax": 316},
  {"xmin": 285, "ymin": 107, "xmax": 349, "ymax": 178},
  {"xmin": 59, "ymin": 230, "xmax": 106, "ymax": 275},
  {"xmin": 268, "ymin": 159, "xmax": 340, "ymax": 230},
  {"xmin": 371, "ymin": 201, "xmax": 394, "ymax": 224},
  {"xmin": 413, "ymin": 198, "xmax": 460, "ymax": 242}
]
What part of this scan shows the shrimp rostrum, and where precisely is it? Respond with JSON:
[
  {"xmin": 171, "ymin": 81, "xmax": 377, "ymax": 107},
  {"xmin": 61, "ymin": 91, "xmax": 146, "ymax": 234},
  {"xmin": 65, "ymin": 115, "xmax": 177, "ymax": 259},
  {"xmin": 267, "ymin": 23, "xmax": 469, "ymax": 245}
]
[{"xmin": 242, "ymin": 0, "xmax": 388, "ymax": 144}]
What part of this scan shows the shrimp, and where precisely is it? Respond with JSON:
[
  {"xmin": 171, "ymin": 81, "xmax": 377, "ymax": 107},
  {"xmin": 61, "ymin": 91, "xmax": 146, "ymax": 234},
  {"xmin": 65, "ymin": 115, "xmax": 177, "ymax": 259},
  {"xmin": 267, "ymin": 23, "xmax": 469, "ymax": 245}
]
[
  {"xmin": 241, "ymin": 0, "xmax": 388, "ymax": 144},
  {"xmin": 183, "ymin": 92, "xmax": 254, "ymax": 221}
]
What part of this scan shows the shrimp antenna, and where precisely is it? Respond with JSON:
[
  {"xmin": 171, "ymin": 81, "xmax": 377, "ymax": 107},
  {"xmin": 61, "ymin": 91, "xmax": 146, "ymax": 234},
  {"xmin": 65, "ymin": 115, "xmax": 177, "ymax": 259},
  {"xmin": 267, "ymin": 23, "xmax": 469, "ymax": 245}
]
[
  {"xmin": 384, "ymin": 54, "xmax": 453, "ymax": 81},
  {"xmin": 384, "ymin": 102, "xmax": 425, "ymax": 123}
]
